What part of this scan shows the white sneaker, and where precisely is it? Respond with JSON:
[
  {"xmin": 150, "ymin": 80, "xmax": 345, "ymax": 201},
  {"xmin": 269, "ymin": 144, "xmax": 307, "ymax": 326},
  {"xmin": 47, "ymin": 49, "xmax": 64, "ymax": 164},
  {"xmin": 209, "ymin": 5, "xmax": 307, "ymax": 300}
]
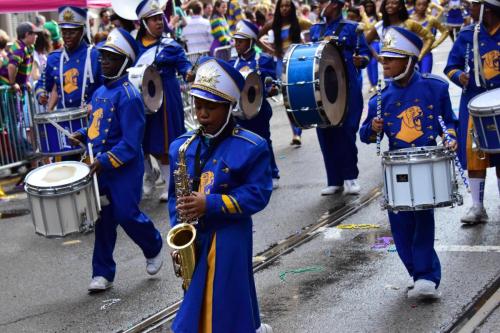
[
  {"xmin": 407, "ymin": 279, "xmax": 440, "ymax": 300},
  {"xmin": 461, "ymin": 205, "xmax": 489, "ymax": 224},
  {"xmin": 407, "ymin": 277, "xmax": 415, "ymax": 290},
  {"xmin": 88, "ymin": 276, "xmax": 113, "ymax": 292},
  {"xmin": 344, "ymin": 179, "xmax": 361, "ymax": 195},
  {"xmin": 272, "ymin": 178, "xmax": 279, "ymax": 189},
  {"xmin": 146, "ymin": 251, "xmax": 163, "ymax": 275},
  {"xmin": 159, "ymin": 192, "xmax": 169, "ymax": 202},
  {"xmin": 256, "ymin": 323, "xmax": 273, "ymax": 333},
  {"xmin": 143, "ymin": 168, "xmax": 159, "ymax": 196},
  {"xmin": 321, "ymin": 186, "xmax": 343, "ymax": 196}
]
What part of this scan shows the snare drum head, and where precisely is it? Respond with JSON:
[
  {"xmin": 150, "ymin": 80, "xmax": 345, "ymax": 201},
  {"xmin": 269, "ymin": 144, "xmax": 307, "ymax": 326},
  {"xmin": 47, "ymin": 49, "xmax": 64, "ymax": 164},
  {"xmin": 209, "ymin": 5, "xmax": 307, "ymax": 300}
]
[
  {"xmin": 238, "ymin": 71, "xmax": 263, "ymax": 120},
  {"xmin": 319, "ymin": 42, "xmax": 348, "ymax": 126},
  {"xmin": 25, "ymin": 161, "xmax": 90, "ymax": 188},
  {"xmin": 468, "ymin": 88, "xmax": 500, "ymax": 113}
]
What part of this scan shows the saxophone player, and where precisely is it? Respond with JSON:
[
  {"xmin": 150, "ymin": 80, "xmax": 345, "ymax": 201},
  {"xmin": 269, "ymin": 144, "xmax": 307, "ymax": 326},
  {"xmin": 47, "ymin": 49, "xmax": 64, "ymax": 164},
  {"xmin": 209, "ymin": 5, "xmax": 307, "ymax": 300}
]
[{"xmin": 168, "ymin": 57, "xmax": 274, "ymax": 333}]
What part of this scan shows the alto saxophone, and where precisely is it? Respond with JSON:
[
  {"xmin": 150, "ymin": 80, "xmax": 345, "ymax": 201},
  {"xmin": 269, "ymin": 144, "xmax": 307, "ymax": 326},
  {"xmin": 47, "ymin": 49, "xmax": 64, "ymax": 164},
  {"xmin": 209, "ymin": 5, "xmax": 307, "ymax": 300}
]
[{"xmin": 166, "ymin": 130, "xmax": 199, "ymax": 290}]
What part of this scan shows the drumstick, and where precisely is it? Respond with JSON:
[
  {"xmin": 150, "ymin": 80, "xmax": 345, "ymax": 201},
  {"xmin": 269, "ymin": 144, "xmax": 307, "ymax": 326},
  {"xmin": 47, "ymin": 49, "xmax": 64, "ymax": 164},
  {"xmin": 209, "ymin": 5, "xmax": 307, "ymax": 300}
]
[
  {"xmin": 88, "ymin": 143, "xmax": 102, "ymax": 212},
  {"xmin": 376, "ymin": 79, "xmax": 382, "ymax": 156},
  {"xmin": 45, "ymin": 117, "xmax": 87, "ymax": 150},
  {"xmin": 437, "ymin": 115, "xmax": 470, "ymax": 192}
]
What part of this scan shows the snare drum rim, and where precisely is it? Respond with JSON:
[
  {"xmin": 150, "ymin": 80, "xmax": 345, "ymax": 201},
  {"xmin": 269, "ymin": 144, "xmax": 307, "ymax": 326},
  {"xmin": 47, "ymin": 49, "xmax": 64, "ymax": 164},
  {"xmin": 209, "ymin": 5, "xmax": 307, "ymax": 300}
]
[
  {"xmin": 34, "ymin": 108, "xmax": 88, "ymax": 124},
  {"xmin": 468, "ymin": 89, "xmax": 500, "ymax": 116},
  {"xmin": 382, "ymin": 146, "xmax": 453, "ymax": 165}
]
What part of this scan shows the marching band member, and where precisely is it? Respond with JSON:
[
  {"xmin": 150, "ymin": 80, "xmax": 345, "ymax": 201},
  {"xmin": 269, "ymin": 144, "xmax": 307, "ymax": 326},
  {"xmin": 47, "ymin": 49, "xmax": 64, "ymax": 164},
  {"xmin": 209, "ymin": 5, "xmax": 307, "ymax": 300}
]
[
  {"xmin": 135, "ymin": 0, "xmax": 193, "ymax": 201},
  {"xmin": 230, "ymin": 19, "xmax": 281, "ymax": 189},
  {"xmin": 168, "ymin": 57, "xmax": 273, "ymax": 333},
  {"xmin": 310, "ymin": 0, "xmax": 371, "ymax": 195},
  {"xmin": 411, "ymin": 0, "xmax": 450, "ymax": 73},
  {"xmin": 444, "ymin": 0, "xmax": 500, "ymax": 224},
  {"xmin": 442, "ymin": 0, "xmax": 469, "ymax": 40},
  {"xmin": 35, "ymin": 6, "xmax": 102, "ymax": 110},
  {"xmin": 360, "ymin": 27, "xmax": 458, "ymax": 299},
  {"xmin": 69, "ymin": 28, "xmax": 164, "ymax": 292},
  {"xmin": 364, "ymin": 0, "xmax": 435, "ymax": 61}
]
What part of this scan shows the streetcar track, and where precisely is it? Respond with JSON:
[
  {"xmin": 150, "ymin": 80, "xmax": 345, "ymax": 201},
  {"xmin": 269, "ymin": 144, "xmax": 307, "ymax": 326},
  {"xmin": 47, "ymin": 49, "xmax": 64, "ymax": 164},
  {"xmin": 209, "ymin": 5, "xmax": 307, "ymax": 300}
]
[{"xmin": 120, "ymin": 186, "xmax": 383, "ymax": 333}]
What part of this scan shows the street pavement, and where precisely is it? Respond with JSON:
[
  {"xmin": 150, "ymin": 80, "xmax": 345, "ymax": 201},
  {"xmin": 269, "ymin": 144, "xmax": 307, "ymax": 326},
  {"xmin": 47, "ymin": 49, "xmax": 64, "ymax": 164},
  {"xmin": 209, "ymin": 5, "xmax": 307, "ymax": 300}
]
[{"xmin": 0, "ymin": 38, "xmax": 498, "ymax": 333}]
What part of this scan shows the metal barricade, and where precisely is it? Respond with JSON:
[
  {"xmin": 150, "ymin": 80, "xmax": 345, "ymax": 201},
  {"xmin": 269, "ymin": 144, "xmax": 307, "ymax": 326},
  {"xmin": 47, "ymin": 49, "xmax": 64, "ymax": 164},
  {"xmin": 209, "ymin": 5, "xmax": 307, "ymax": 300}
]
[
  {"xmin": 0, "ymin": 86, "xmax": 38, "ymax": 171},
  {"xmin": 186, "ymin": 50, "xmax": 209, "ymax": 66},
  {"xmin": 213, "ymin": 45, "xmax": 236, "ymax": 62}
]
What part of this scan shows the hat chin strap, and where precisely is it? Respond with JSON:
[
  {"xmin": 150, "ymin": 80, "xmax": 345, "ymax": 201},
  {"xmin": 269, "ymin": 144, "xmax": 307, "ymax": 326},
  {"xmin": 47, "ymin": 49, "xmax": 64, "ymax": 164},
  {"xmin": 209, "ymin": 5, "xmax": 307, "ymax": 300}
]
[
  {"xmin": 142, "ymin": 17, "xmax": 163, "ymax": 38},
  {"xmin": 391, "ymin": 57, "xmax": 415, "ymax": 81},
  {"xmin": 202, "ymin": 104, "xmax": 234, "ymax": 139},
  {"xmin": 103, "ymin": 57, "xmax": 130, "ymax": 80}
]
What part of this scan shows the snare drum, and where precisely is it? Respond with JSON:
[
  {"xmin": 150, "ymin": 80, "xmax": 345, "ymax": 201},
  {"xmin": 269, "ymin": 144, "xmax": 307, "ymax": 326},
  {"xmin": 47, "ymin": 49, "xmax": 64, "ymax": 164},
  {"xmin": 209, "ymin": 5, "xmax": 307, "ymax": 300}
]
[
  {"xmin": 468, "ymin": 88, "xmax": 500, "ymax": 154},
  {"xmin": 127, "ymin": 64, "xmax": 163, "ymax": 114},
  {"xmin": 233, "ymin": 70, "xmax": 263, "ymax": 120},
  {"xmin": 282, "ymin": 41, "xmax": 348, "ymax": 128},
  {"xmin": 24, "ymin": 161, "xmax": 98, "ymax": 237},
  {"xmin": 34, "ymin": 108, "xmax": 87, "ymax": 156},
  {"xmin": 382, "ymin": 146, "xmax": 462, "ymax": 211}
]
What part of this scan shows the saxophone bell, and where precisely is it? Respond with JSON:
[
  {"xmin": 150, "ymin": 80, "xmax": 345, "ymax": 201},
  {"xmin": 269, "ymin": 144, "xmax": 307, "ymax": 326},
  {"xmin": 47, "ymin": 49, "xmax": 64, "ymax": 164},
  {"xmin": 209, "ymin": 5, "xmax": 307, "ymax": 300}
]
[{"xmin": 167, "ymin": 223, "xmax": 197, "ymax": 290}]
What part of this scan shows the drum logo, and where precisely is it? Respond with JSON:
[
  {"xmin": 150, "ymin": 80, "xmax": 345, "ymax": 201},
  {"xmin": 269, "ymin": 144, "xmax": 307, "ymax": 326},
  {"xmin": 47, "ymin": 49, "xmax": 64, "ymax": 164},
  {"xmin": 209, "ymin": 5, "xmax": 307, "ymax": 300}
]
[
  {"xmin": 482, "ymin": 50, "xmax": 499, "ymax": 80},
  {"xmin": 396, "ymin": 106, "xmax": 424, "ymax": 143},
  {"xmin": 58, "ymin": 126, "xmax": 71, "ymax": 149},
  {"xmin": 486, "ymin": 124, "xmax": 497, "ymax": 132},
  {"xmin": 198, "ymin": 171, "xmax": 214, "ymax": 194},
  {"xmin": 64, "ymin": 68, "xmax": 80, "ymax": 94},
  {"xmin": 88, "ymin": 108, "xmax": 104, "ymax": 140}
]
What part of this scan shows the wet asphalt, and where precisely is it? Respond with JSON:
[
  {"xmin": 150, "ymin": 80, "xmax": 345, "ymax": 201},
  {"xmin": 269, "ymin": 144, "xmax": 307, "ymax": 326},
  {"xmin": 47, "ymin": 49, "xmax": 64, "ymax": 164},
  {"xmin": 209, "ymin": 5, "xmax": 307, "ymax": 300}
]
[{"xmin": 0, "ymin": 38, "xmax": 499, "ymax": 333}]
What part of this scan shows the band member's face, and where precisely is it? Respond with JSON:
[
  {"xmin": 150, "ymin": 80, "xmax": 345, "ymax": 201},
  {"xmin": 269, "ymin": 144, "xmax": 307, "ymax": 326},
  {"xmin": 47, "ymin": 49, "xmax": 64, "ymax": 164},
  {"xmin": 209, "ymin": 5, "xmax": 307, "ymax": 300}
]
[
  {"xmin": 194, "ymin": 97, "xmax": 231, "ymax": 134},
  {"xmin": 146, "ymin": 14, "xmax": 164, "ymax": 37},
  {"xmin": 382, "ymin": 56, "xmax": 409, "ymax": 78},
  {"xmin": 385, "ymin": 0, "xmax": 402, "ymax": 15},
  {"xmin": 280, "ymin": 0, "xmax": 292, "ymax": 17},
  {"xmin": 234, "ymin": 38, "xmax": 251, "ymax": 55},
  {"xmin": 62, "ymin": 28, "xmax": 83, "ymax": 50},
  {"xmin": 415, "ymin": 0, "xmax": 429, "ymax": 15},
  {"xmin": 100, "ymin": 50, "xmax": 127, "ymax": 78}
]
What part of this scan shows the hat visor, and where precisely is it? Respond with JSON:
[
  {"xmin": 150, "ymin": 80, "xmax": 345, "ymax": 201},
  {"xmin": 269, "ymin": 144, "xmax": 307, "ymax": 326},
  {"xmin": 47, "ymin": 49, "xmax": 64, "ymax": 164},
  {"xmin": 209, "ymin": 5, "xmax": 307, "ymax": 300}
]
[
  {"xmin": 190, "ymin": 88, "xmax": 232, "ymax": 104},
  {"xmin": 141, "ymin": 10, "xmax": 164, "ymax": 19},
  {"xmin": 379, "ymin": 51, "xmax": 408, "ymax": 58},
  {"xmin": 233, "ymin": 33, "xmax": 253, "ymax": 39},
  {"xmin": 59, "ymin": 23, "xmax": 85, "ymax": 29},
  {"xmin": 98, "ymin": 45, "xmax": 125, "ymax": 56}
]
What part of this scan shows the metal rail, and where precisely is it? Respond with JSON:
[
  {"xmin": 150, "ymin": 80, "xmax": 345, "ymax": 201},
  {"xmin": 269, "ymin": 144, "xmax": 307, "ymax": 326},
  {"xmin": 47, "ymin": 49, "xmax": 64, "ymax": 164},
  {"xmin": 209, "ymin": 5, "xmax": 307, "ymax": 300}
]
[{"xmin": 119, "ymin": 186, "xmax": 383, "ymax": 333}]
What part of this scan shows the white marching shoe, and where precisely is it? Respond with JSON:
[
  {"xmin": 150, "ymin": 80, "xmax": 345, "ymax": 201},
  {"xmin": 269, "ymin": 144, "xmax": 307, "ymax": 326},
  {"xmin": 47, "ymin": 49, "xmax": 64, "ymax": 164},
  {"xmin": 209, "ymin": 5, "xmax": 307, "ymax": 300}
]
[
  {"xmin": 321, "ymin": 185, "xmax": 343, "ymax": 196},
  {"xmin": 88, "ymin": 276, "xmax": 113, "ymax": 292},
  {"xmin": 256, "ymin": 323, "xmax": 273, "ymax": 333},
  {"xmin": 407, "ymin": 279, "xmax": 440, "ymax": 300},
  {"xmin": 344, "ymin": 179, "xmax": 361, "ymax": 195},
  {"xmin": 146, "ymin": 251, "xmax": 164, "ymax": 275},
  {"xmin": 159, "ymin": 192, "xmax": 169, "ymax": 202},
  {"xmin": 272, "ymin": 178, "xmax": 279, "ymax": 189},
  {"xmin": 143, "ymin": 168, "xmax": 160, "ymax": 196},
  {"xmin": 461, "ymin": 205, "xmax": 489, "ymax": 224}
]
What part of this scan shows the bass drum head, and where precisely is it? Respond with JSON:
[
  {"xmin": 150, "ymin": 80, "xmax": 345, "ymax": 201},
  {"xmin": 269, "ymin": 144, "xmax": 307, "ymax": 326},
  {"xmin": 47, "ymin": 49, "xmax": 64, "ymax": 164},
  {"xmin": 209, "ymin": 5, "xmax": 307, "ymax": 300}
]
[
  {"xmin": 25, "ymin": 161, "xmax": 90, "ymax": 189},
  {"xmin": 142, "ymin": 66, "xmax": 164, "ymax": 113},
  {"xmin": 239, "ymin": 71, "xmax": 263, "ymax": 120},
  {"xmin": 319, "ymin": 42, "xmax": 348, "ymax": 126}
]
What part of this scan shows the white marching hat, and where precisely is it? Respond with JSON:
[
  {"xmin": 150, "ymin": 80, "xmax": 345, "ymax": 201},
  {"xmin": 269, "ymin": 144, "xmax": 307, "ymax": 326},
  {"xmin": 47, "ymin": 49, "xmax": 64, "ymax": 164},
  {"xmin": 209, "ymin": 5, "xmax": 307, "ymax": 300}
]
[
  {"xmin": 136, "ymin": 0, "xmax": 167, "ymax": 20},
  {"xmin": 233, "ymin": 19, "xmax": 259, "ymax": 40},
  {"xmin": 380, "ymin": 26, "xmax": 423, "ymax": 58},
  {"xmin": 58, "ymin": 6, "xmax": 87, "ymax": 28},
  {"xmin": 99, "ymin": 28, "xmax": 139, "ymax": 62}
]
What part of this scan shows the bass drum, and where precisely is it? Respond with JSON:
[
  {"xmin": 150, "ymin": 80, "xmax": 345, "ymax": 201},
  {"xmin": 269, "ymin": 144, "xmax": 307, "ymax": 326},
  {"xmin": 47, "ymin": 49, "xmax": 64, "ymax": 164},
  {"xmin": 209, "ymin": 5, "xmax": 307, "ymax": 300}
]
[
  {"xmin": 233, "ymin": 70, "xmax": 263, "ymax": 120},
  {"xmin": 282, "ymin": 41, "xmax": 348, "ymax": 128},
  {"xmin": 127, "ymin": 64, "xmax": 163, "ymax": 114}
]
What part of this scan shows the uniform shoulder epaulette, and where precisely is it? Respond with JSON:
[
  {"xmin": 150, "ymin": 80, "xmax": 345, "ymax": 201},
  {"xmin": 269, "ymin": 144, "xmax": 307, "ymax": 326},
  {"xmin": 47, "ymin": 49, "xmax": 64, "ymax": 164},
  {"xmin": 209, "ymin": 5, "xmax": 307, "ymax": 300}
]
[
  {"xmin": 368, "ymin": 85, "xmax": 388, "ymax": 102},
  {"xmin": 459, "ymin": 24, "xmax": 474, "ymax": 33},
  {"xmin": 231, "ymin": 127, "xmax": 264, "ymax": 146},
  {"xmin": 121, "ymin": 81, "xmax": 140, "ymax": 100},
  {"xmin": 421, "ymin": 73, "xmax": 448, "ymax": 84}
]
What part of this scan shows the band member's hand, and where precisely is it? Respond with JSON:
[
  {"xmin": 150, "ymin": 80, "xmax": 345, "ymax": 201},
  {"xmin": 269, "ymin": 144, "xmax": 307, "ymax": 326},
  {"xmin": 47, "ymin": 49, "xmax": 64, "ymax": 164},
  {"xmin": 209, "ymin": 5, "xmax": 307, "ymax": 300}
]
[
  {"xmin": 177, "ymin": 192, "xmax": 206, "ymax": 220},
  {"xmin": 353, "ymin": 55, "xmax": 365, "ymax": 68},
  {"xmin": 445, "ymin": 139, "xmax": 458, "ymax": 152},
  {"xmin": 268, "ymin": 85, "xmax": 279, "ymax": 97},
  {"xmin": 11, "ymin": 83, "xmax": 21, "ymax": 94},
  {"xmin": 25, "ymin": 82, "xmax": 32, "ymax": 92},
  {"xmin": 186, "ymin": 71, "xmax": 195, "ymax": 83},
  {"xmin": 372, "ymin": 118, "xmax": 384, "ymax": 133},
  {"xmin": 459, "ymin": 73, "xmax": 469, "ymax": 88},
  {"xmin": 38, "ymin": 94, "xmax": 48, "ymax": 106},
  {"xmin": 90, "ymin": 159, "xmax": 102, "ymax": 175},
  {"xmin": 68, "ymin": 132, "xmax": 84, "ymax": 146}
]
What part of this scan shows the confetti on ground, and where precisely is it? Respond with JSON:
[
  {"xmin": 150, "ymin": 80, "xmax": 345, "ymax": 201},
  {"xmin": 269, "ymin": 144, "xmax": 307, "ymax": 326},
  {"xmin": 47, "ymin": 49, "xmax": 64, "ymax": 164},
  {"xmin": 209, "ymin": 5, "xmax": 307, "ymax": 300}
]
[
  {"xmin": 372, "ymin": 237, "xmax": 394, "ymax": 250},
  {"xmin": 62, "ymin": 240, "xmax": 81, "ymax": 246},
  {"xmin": 279, "ymin": 266, "xmax": 324, "ymax": 282},
  {"xmin": 278, "ymin": 155, "xmax": 286, "ymax": 159},
  {"xmin": 100, "ymin": 298, "xmax": 121, "ymax": 310},
  {"xmin": 384, "ymin": 284, "xmax": 400, "ymax": 290},
  {"xmin": 337, "ymin": 224, "xmax": 380, "ymax": 230},
  {"xmin": 387, "ymin": 244, "xmax": 397, "ymax": 252}
]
